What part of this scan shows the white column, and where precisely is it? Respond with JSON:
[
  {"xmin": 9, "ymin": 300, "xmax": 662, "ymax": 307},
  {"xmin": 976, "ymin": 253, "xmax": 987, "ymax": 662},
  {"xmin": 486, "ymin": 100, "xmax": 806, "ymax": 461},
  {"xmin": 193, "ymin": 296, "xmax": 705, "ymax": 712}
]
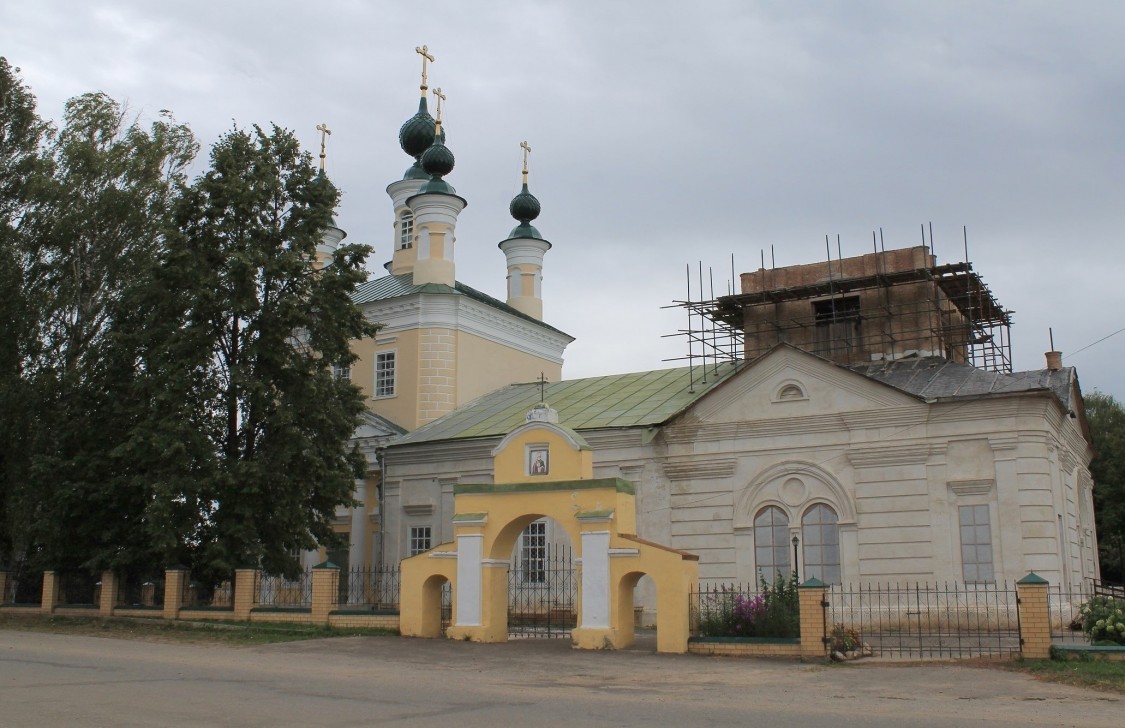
[
  {"xmin": 456, "ymin": 534, "xmax": 483, "ymax": 626},
  {"xmin": 348, "ymin": 479, "xmax": 367, "ymax": 571},
  {"xmin": 580, "ymin": 531, "xmax": 611, "ymax": 629}
]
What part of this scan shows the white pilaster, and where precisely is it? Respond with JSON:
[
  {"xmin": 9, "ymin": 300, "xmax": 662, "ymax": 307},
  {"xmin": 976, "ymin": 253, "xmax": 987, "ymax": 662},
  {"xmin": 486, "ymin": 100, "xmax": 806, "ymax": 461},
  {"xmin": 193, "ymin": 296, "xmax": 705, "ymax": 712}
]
[
  {"xmin": 580, "ymin": 531, "xmax": 611, "ymax": 629},
  {"xmin": 456, "ymin": 534, "xmax": 483, "ymax": 626}
]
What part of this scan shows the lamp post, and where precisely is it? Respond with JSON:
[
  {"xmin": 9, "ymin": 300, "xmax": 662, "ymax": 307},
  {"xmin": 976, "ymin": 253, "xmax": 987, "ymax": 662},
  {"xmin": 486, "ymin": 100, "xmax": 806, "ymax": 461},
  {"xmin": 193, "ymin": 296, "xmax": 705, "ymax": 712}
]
[{"xmin": 792, "ymin": 534, "xmax": 800, "ymax": 582}]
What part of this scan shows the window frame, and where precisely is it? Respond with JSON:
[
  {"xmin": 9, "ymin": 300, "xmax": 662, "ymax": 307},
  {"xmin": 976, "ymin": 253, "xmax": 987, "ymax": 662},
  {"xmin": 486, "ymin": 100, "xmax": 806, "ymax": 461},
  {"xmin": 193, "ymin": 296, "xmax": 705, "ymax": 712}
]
[
  {"xmin": 409, "ymin": 525, "xmax": 432, "ymax": 556},
  {"xmin": 374, "ymin": 350, "xmax": 396, "ymax": 398},
  {"xmin": 399, "ymin": 210, "xmax": 414, "ymax": 250},
  {"xmin": 753, "ymin": 505, "xmax": 791, "ymax": 581},
  {"xmin": 801, "ymin": 502, "xmax": 841, "ymax": 585},
  {"xmin": 958, "ymin": 504, "xmax": 995, "ymax": 583}
]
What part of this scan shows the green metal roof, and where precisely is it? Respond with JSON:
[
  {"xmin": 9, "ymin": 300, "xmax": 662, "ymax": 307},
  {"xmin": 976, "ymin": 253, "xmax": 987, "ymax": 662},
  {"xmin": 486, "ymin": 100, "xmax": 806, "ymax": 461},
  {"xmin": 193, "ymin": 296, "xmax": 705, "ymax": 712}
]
[
  {"xmin": 352, "ymin": 273, "xmax": 571, "ymax": 338},
  {"xmin": 392, "ymin": 362, "xmax": 741, "ymax": 446}
]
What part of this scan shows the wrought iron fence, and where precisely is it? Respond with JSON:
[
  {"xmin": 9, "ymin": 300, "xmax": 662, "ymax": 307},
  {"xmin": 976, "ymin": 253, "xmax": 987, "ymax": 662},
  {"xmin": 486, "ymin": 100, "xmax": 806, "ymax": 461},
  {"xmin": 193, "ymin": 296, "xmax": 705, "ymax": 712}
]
[
  {"xmin": 440, "ymin": 581, "xmax": 452, "ymax": 637},
  {"xmin": 1093, "ymin": 579, "xmax": 1125, "ymax": 599},
  {"xmin": 826, "ymin": 582, "xmax": 1021, "ymax": 658},
  {"xmin": 338, "ymin": 565, "xmax": 401, "ymax": 610},
  {"xmin": 118, "ymin": 575, "xmax": 165, "ymax": 608},
  {"xmin": 691, "ymin": 579, "xmax": 801, "ymax": 639},
  {"xmin": 254, "ymin": 571, "xmax": 312, "ymax": 608},
  {"xmin": 1048, "ymin": 584, "xmax": 1093, "ymax": 645},
  {"xmin": 4, "ymin": 564, "xmax": 43, "ymax": 605},
  {"xmin": 183, "ymin": 575, "xmax": 234, "ymax": 608},
  {"xmin": 508, "ymin": 545, "xmax": 575, "ymax": 638},
  {"xmin": 57, "ymin": 570, "xmax": 99, "ymax": 606}
]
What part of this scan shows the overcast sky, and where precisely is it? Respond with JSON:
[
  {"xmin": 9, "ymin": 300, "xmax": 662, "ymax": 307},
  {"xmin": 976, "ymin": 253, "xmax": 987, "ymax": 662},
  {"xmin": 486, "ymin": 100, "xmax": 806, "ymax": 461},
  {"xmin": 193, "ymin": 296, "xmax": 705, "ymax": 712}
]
[{"xmin": 4, "ymin": 1, "xmax": 1123, "ymax": 400}]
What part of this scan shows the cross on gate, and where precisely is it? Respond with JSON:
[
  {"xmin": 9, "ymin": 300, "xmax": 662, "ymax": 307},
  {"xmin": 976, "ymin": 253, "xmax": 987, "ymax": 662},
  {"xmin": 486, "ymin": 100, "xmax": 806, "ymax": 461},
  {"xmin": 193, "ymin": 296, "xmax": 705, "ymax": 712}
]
[{"xmin": 537, "ymin": 372, "xmax": 548, "ymax": 403}]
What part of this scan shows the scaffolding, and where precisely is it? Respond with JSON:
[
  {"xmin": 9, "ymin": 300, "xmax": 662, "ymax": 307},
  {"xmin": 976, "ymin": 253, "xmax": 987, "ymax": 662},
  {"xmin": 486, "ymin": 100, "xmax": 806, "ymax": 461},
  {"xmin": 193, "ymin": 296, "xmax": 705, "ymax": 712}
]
[{"xmin": 667, "ymin": 237, "xmax": 1015, "ymax": 375}]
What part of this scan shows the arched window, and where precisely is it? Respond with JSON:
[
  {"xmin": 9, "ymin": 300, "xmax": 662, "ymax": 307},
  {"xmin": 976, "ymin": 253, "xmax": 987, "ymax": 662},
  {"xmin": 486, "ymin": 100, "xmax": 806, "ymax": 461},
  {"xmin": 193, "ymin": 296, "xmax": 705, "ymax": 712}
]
[
  {"xmin": 399, "ymin": 210, "xmax": 414, "ymax": 249},
  {"xmin": 802, "ymin": 503, "xmax": 840, "ymax": 584},
  {"xmin": 754, "ymin": 506, "xmax": 790, "ymax": 581}
]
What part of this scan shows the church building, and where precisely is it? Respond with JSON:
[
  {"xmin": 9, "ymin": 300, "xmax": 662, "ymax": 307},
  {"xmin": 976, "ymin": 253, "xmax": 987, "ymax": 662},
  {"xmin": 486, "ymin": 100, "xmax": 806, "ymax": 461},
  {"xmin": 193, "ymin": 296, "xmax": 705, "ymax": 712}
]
[{"xmin": 317, "ymin": 50, "xmax": 1100, "ymax": 604}]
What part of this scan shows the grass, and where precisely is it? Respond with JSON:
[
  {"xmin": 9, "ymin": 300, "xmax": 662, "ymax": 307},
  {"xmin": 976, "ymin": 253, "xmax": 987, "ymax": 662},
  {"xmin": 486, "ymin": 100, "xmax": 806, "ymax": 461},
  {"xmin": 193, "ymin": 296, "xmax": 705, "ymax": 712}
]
[
  {"xmin": 1000, "ymin": 656, "xmax": 1125, "ymax": 693},
  {"xmin": 0, "ymin": 613, "xmax": 397, "ymax": 646}
]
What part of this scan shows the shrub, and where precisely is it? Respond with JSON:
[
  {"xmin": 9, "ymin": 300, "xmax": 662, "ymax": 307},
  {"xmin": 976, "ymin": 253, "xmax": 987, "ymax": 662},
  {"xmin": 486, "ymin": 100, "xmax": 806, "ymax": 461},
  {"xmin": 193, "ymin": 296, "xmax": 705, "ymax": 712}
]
[
  {"xmin": 696, "ymin": 573, "xmax": 800, "ymax": 639},
  {"xmin": 829, "ymin": 623, "xmax": 861, "ymax": 652},
  {"xmin": 1079, "ymin": 595, "xmax": 1125, "ymax": 646}
]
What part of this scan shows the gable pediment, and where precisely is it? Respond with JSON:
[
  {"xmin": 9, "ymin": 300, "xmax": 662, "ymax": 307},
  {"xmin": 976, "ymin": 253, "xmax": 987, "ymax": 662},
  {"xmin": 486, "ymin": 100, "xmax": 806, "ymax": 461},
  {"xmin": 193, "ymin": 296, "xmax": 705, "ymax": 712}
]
[{"xmin": 686, "ymin": 345, "xmax": 922, "ymax": 425}]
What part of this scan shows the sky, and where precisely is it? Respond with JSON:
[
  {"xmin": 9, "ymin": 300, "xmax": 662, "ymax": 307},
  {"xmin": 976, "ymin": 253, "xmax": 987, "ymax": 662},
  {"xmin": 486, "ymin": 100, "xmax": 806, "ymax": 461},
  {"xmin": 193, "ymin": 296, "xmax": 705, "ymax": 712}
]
[{"xmin": 3, "ymin": 1, "xmax": 1123, "ymax": 400}]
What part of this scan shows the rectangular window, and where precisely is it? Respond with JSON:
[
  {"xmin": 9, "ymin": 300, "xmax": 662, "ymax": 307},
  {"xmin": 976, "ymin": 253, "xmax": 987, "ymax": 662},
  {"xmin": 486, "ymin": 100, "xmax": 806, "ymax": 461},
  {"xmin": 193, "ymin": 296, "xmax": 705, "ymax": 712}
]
[
  {"xmin": 399, "ymin": 212, "xmax": 414, "ymax": 250},
  {"xmin": 375, "ymin": 351, "xmax": 396, "ymax": 397},
  {"xmin": 959, "ymin": 504, "xmax": 994, "ymax": 582},
  {"xmin": 409, "ymin": 526, "xmax": 432, "ymax": 556},
  {"xmin": 332, "ymin": 364, "xmax": 351, "ymax": 381},
  {"xmin": 520, "ymin": 521, "xmax": 547, "ymax": 583},
  {"xmin": 813, "ymin": 296, "xmax": 861, "ymax": 357}
]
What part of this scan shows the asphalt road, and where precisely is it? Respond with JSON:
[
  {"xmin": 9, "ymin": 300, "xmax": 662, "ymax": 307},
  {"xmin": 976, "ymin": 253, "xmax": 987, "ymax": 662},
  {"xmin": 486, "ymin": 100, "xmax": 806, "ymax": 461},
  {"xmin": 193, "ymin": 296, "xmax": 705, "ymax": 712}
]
[{"xmin": 0, "ymin": 630, "xmax": 1119, "ymax": 727}]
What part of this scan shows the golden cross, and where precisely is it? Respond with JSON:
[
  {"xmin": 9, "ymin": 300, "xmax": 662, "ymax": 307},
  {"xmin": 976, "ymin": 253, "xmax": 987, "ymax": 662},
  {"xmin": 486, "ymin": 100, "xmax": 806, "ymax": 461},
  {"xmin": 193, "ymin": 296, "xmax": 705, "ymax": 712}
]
[
  {"xmin": 415, "ymin": 45, "xmax": 435, "ymax": 92},
  {"xmin": 433, "ymin": 87, "xmax": 446, "ymax": 124},
  {"xmin": 520, "ymin": 140, "xmax": 532, "ymax": 183},
  {"xmin": 315, "ymin": 123, "xmax": 331, "ymax": 172}
]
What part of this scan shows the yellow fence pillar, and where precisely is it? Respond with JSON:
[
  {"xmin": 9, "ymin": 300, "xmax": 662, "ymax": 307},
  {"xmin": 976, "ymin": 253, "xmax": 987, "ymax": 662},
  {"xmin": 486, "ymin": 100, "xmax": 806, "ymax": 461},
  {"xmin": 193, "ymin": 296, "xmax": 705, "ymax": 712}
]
[
  {"xmin": 1016, "ymin": 572, "xmax": 1052, "ymax": 659},
  {"xmin": 41, "ymin": 571, "xmax": 59, "ymax": 615},
  {"xmin": 99, "ymin": 571, "xmax": 118, "ymax": 617},
  {"xmin": 233, "ymin": 568, "xmax": 257, "ymax": 621},
  {"xmin": 163, "ymin": 568, "xmax": 187, "ymax": 620},
  {"xmin": 799, "ymin": 578, "xmax": 828, "ymax": 659},
  {"xmin": 311, "ymin": 563, "xmax": 339, "ymax": 626}
]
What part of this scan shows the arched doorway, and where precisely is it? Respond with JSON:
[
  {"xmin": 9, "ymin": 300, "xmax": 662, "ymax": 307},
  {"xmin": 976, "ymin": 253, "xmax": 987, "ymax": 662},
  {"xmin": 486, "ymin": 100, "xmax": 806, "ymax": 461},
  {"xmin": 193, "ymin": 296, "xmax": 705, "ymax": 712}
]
[{"xmin": 508, "ymin": 516, "xmax": 576, "ymax": 638}]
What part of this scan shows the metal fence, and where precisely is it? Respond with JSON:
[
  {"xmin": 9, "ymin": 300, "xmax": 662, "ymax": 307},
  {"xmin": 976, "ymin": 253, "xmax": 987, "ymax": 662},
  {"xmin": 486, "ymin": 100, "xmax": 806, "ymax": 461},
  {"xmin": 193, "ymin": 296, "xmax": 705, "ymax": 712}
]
[
  {"xmin": 690, "ymin": 581, "xmax": 801, "ymax": 639},
  {"xmin": 117, "ymin": 574, "xmax": 165, "ymax": 608},
  {"xmin": 826, "ymin": 582, "xmax": 1021, "ymax": 658},
  {"xmin": 254, "ymin": 571, "xmax": 312, "ymax": 608},
  {"xmin": 338, "ymin": 565, "xmax": 401, "ymax": 610},
  {"xmin": 183, "ymin": 575, "xmax": 234, "ymax": 608},
  {"xmin": 507, "ymin": 545, "xmax": 576, "ymax": 638},
  {"xmin": 4, "ymin": 565, "xmax": 43, "ymax": 605},
  {"xmin": 57, "ymin": 570, "xmax": 99, "ymax": 606}
]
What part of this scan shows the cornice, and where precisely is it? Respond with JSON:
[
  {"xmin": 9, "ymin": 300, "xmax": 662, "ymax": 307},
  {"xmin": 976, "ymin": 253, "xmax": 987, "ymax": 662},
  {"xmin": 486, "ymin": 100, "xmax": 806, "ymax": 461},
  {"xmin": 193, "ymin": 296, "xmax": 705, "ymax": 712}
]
[
  {"xmin": 661, "ymin": 458, "xmax": 738, "ymax": 481},
  {"xmin": 360, "ymin": 292, "xmax": 570, "ymax": 363},
  {"xmin": 846, "ymin": 444, "xmax": 932, "ymax": 468},
  {"xmin": 948, "ymin": 478, "xmax": 995, "ymax": 496}
]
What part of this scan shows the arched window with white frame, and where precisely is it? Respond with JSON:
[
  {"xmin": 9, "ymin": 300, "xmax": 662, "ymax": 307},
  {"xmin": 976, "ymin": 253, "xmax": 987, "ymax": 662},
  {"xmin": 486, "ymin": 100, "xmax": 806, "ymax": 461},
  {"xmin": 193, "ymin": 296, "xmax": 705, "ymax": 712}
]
[
  {"xmin": 754, "ymin": 505, "xmax": 790, "ymax": 581},
  {"xmin": 802, "ymin": 503, "xmax": 841, "ymax": 584}
]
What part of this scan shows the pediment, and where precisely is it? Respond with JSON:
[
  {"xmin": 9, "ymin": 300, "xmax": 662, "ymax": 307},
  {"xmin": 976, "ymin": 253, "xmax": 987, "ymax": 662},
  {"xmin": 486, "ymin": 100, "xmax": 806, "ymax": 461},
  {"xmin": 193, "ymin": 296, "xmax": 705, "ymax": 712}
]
[{"xmin": 686, "ymin": 345, "xmax": 922, "ymax": 424}]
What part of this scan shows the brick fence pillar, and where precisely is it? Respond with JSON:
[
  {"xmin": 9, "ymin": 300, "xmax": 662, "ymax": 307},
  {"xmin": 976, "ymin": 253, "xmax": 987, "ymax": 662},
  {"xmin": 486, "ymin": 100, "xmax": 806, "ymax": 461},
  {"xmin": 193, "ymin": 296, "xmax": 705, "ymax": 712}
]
[
  {"xmin": 233, "ymin": 568, "xmax": 257, "ymax": 621},
  {"xmin": 799, "ymin": 577, "xmax": 828, "ymax": 659},
  {"xmin": 312, "ymin": 562, "xmax": 340, "ymax": 626},
  {"xmin": 41, "ymin": 571, "xmax": 59, "ymax": 615},
  {"xmin": 1016, "ymin": 572, "xmax": 1052, "ymax": 659},
  {"xmin": 99, "ymin": 571, "xmax": 118, "ymax": 617},
  {"xmin": 163, "ymin": 567, "xmax": 187, "ymax": 620},
  {"xmin": 0, "ymin": 569, "xmax": 10, "ymax": 604}
]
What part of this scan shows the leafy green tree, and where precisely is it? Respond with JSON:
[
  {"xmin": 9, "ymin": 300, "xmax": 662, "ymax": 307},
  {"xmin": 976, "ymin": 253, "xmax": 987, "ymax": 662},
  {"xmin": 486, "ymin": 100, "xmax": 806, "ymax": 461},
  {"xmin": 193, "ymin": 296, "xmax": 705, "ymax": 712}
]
[
  {"xmin": 172, "ymin": 124, "xmax": 376, "ymax": 579},
  {"xmin": 1086, "ymin": 392, "xmax": 1125, "ymax": 583},
  {"xmin": 0, "ymin": 58, "xmax": 50, "ymax": 564},
  {"xmin": 13, "ymin": 90, "xmax": 197, "ymax": 573}
]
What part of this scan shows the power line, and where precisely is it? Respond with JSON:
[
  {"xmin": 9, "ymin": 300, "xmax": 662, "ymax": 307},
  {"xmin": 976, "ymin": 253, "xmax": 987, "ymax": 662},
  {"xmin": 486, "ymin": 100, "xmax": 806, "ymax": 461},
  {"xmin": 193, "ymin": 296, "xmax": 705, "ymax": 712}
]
[{"xmin": 1067, "ymin": 325, "xmax": 1125, "ymax": 360}]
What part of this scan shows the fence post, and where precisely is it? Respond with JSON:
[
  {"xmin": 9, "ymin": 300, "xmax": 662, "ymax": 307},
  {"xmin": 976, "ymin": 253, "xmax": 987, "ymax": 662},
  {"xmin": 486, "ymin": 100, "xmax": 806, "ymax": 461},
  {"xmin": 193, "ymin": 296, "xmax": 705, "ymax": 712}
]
[
  {"xmin": 99, "ymin": 571, "xmax": 118, "ymax": 617},
  {"xmin": 163, "ymin": 567, "xmax": 187, "ymax": 620},
  {"xmin": 233, "ymin": 568, "xmax": 257, "ymax": 621},
  {"xmin": 41, "ymin": 571, "xmax": 59, "ymax": 615},
  {"xmin": 312, "ymin": 562, "xmax": 340, "ymax": 626},
  {"xmin": 799, "ymin": 577, "xmax": 828, "ymax": 659},
  {"xmin": 1016, "ymin": 572, "xmax": 1051, "ymax": 659}
]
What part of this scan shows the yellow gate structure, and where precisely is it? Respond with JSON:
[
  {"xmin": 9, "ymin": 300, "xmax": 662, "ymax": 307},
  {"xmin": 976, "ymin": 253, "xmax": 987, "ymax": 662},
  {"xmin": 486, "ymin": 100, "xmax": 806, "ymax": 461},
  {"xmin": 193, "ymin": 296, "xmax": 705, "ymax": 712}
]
[{"xmin": 399, "ymin": 404, "xmax": 699, "ymax": 653}]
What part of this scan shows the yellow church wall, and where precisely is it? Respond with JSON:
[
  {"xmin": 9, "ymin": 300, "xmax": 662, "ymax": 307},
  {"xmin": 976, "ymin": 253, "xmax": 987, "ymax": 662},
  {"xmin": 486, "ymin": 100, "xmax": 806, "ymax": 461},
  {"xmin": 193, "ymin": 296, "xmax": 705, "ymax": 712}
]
[
  {"xmin": 456, "ymin": 330, "xmax": 562, "ymax": 406},
  {"xmin": 491, "ymin": 426, "xmax": 593, "ymax": 486}
]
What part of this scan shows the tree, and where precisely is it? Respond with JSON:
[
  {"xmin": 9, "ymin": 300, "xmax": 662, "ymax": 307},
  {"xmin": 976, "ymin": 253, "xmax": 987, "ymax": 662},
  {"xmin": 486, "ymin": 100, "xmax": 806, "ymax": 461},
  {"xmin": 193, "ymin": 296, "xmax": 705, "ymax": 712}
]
[
  {"xmin": 10, "ymin": 87, "xmax": 197, "ymax": 573},
  {"xmin": 0, "ymin": 58, "xmax": 50, "ymax": 564},
  {"xmin": 1085, "ymin": 392, "xmax": 1125, "ymax": 583},
  {"xmin": 172, "ymin": 125, "xmax": 376, "ymax": 578}
]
